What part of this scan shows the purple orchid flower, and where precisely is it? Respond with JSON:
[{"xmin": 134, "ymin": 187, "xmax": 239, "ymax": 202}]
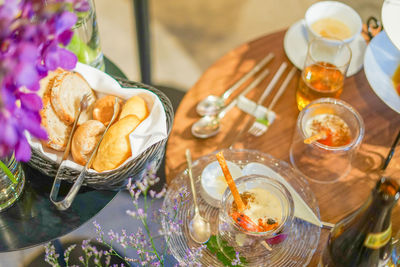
[{"xmin": 0, "ymin": 0, "xmax": 84, "ymax": 161}]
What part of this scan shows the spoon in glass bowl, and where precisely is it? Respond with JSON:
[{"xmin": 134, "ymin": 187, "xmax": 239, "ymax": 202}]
[
  {"xmin": 186, "ymin": 149, "xmax": 211, "ymax": 244},
  {"xmin": 196, "ymin": 53, "xmax": 274, "ymax": 116}
]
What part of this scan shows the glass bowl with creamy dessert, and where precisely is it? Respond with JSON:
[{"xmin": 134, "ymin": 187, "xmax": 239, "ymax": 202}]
[
  {"xmin": 217, "ymin": 174, "xmax": 294, "ymax": 262},
  {"xmin": 290, "ymin": 97, "xmax": 364, "ymax": 183}
]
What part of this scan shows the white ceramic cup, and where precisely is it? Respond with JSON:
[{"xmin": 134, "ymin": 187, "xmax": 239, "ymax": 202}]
[{"xmin": 304, "ymin": 1, "xmax": 362, "ymax": 45}]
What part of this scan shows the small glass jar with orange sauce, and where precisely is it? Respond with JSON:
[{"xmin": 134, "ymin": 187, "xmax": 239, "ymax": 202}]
[{"xmin": 290, "ymin": 98, "xmax": 364, "ymax": 183}]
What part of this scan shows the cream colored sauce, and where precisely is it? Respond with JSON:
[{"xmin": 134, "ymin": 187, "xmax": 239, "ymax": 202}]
[
  {"xmin": 242, "ymin": 188, "xmax": 282, "ymax": 224},
  {"xmin": 304, "ymin": 114, "xmax": 350, "ymax": 138},
  {"xmin": 311, "ymin": 18, "xmax": 351, "ymax": 40},
  {"xmin": 215, "ymin": 175, "xmax": 228, "ymax": 195}
]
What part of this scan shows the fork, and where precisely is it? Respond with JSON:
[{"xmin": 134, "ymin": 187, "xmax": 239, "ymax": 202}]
[
  {"xmin": 232, "ymin": 63, "xmax": 287, "ymax": 143},
  {"xmin": 248, "ymin": 67, "xmax": 297, "ymax": 136}
]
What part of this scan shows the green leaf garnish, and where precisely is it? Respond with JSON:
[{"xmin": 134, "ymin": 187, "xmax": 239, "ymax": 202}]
[
  {"xmin": 206, "ymin": 235, "xmax": 247, "ymax": 266},
  {"xmin": 256, "ymin": 118, "xmax": 269, "ymax": 126}
]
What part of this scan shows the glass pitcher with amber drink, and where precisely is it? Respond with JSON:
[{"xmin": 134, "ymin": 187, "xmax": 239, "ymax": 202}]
[{"xmin": 297, "ymin": 37, "xmax": 352, "ymax": 110}]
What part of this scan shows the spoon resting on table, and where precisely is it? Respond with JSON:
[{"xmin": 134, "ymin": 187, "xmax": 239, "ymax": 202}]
[
  {"xmin": 196, "ymin": 53, "xmax": 274, "ymax": 116},
  {"xmin": 192, "ymin": 68, "xmax": 270, "ymax": 139}
]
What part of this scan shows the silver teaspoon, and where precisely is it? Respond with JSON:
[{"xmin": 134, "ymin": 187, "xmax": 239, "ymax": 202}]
[
  {"xmin": 191, "ymin": 100, "xmax": 233, "ymax": 138},
  {"xmin": 186, "ymin": 149, "xmax": 211, "ymax": 244},
  {"xmin": 196, "ymin": 53, "xmax": 274, "ymax": 116},
  {"xmin": 192, "ymin": 67, "xmax": 270, "ymax": 138}
]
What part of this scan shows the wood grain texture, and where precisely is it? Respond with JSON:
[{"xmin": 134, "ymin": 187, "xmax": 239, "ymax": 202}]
[{"xmin": 165, "ymin": 30, "xmax": 400, "ymax": 266}]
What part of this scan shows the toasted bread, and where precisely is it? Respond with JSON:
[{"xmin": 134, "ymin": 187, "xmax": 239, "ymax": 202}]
[
  {"xmin": 37, "ymin": 69, "xmax": 66, "ymax": 98},
  {"xmin": 40, "ymin": 88, "xmax": 72, "ymax": 151},
  {"xmin": 92, "ymin": 115, "xmax": 141, "ymax": 172},
  {"xmin": 93, "ymin": 95, "xmax": 122, "ymax": 126},
  {"xmin": 51, "ymin": 71, "xmax": 96, "ymax": 125},
  {"xmin": 71, "ymin": 120, "xmax": 106, "ymax": 166},
  {"xmin": 118, "ymin": 95, "xmax": 149, "ymax": 122}
]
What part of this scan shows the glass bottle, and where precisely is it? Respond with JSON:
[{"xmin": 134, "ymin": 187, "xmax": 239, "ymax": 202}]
[{"xmin": 320, "ymin": 177, "xmax": 400, "ymax": 267}]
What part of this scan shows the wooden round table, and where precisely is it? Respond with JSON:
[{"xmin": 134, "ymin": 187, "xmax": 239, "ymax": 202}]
[{"xmin": 165, "ymin": 30, "xmax": 400, "ymax": 266}]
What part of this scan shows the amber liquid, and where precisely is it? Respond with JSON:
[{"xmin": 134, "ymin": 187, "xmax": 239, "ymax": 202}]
[{"xmin": 297, "ymin": 62, "xmax": 344, "ymax": 110}]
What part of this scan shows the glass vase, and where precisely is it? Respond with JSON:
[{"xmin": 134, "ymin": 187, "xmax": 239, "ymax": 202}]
[
  {"xmin": 67, "ymin": 0, "xmax": 105, "ymax": 70},
  {"xmin": 0, "ymin": 154, "xmax": 25, "ymax": 212}
]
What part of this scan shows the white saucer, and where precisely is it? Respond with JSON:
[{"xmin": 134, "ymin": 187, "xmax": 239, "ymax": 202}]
[
  {"xmin": 283, "ymin": 19, "xmax": 367, "ymax": 77},
  {"xmin": 382, "ymin": 0, "xmax": 400, "ymax": 51},
  {"xmin": 199, "ymin": 160, "xmax": 242, "ymax": 208},
  {"xmin": 364, "ymin": 30, "xmax": 400, "ymax": 114}
]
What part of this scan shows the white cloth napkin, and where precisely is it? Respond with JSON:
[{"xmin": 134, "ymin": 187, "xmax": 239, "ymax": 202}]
[{"xmin": 27, "ymin": 63, "xmax": 168, "ymax": 173}]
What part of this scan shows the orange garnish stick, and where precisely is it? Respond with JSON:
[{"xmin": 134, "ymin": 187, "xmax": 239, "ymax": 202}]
[
  {"xmin": 216, "ymin": 151, "xmax": 246, "ymax": 212},
  {"xmin": 304, "ymin": 131, "xmax": 327, "ymax": 144}
]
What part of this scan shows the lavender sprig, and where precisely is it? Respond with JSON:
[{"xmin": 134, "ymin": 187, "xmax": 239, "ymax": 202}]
[
  {"xmin": 44, "ymin": 242, "xmax": 60, "ymax": 267},
  {"xmin": 63, "ymin": 244, "xmax": 76, "ymax": 266},
  {"xmin": 177, "ymin": 245, "xmax": 206, "ymax": 267},
  {"xmin": 93, "ymin": 164, "xmax": 200, "ymax": 266},
  {"xmin": 45, "ymin": 240, "xmax": 112, "ymax": 267},
  {"xmin": 43, "ymin": 165, "xmax": 203, "ymax": 267},
  {"xmin": 231, "ymin": 251, "xmax": 243, "ymax": 266}
]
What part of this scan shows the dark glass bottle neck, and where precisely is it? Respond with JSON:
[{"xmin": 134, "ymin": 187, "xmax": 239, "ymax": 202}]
[
  {"xmin": 364, "ymin": 177, "xmax": 399, "ymax": 227},
  {"xmin": 332, "ymin": 177, "xmax": 399, "ymax": 236},
  {"xmin": 374, "ymin": 177, "xmax": 400, "ymax": 202}
]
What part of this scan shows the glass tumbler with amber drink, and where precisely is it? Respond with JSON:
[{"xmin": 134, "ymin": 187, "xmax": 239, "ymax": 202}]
[
  {"xmin": 217, "ymin": 175, "xmax": 294, "ymax": 265},
  {"xmin": 297, "ymin": 37, "xmax": 352, "ymax": 110}
]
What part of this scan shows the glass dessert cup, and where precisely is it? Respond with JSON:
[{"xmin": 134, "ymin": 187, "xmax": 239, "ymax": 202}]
[
  {"xmin": 217, "ymin": 175, "xmax": 294, "ymax": 263},
  {"xmin": 290, "ymin": 98, "xmax": 364, "ymax": 183}
]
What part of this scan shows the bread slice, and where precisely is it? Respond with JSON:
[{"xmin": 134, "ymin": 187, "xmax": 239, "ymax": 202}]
[
  {"xmin": 92, "ymin": 115, "xmax": 141, "ymax": 172},
  {"xmin": 71, "ymin": 120, "xmax": 106, "ymax": 166},
  {"xmin": 118, "ymin": 96, "xmax": 149, "ymax": 122},
  {"xmin": 51, "ymin": 71, "xmax": 96, "ymax": 125},
  {"xmin": 40, "ymin": 87, "xmax": 72, "ymax": 151},
  {"xmin": 37, "ymin": 69, "xmax": 66, "ymax": 98}
]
